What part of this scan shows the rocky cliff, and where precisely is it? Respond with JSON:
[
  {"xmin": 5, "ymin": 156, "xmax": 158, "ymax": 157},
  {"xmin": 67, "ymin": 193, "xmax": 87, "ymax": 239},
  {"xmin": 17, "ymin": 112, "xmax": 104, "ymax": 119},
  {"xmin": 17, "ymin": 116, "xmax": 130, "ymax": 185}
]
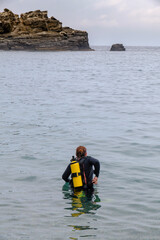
[{"xmin": 0, "ymin": 9, "xmax": 91, "ymax": 51}]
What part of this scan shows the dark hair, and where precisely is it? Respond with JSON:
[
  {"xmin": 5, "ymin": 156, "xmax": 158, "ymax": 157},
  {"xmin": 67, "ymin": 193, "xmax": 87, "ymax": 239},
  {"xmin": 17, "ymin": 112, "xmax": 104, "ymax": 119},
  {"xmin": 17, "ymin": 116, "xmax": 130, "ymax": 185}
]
[{"xmin": 76, "ymin": 146, "xmax": 87, "ymax": 158}]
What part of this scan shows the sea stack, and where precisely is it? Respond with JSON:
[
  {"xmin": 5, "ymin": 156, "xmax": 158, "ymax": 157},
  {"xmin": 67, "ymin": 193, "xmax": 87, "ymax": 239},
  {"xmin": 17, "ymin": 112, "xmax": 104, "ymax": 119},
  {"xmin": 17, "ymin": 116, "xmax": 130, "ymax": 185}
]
[
  {"xmin": 0, "ymin": 8, "xmax": 91, "ymax": 51},
  {"xmin": 110, "ymin": 44, "xmax": 125, "ymax": 51}
]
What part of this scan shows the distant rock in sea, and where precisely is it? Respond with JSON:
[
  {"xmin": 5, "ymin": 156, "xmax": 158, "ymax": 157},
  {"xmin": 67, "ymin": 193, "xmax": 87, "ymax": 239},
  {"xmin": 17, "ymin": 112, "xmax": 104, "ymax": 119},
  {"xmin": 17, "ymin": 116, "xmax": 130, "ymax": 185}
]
[
  {"xmin": 110, "ymin": 44, "xmax": 125, "ymax": 51},
  {"xmin": 0, "ymin": 8, "xmax": 91, "ymax": 51}
]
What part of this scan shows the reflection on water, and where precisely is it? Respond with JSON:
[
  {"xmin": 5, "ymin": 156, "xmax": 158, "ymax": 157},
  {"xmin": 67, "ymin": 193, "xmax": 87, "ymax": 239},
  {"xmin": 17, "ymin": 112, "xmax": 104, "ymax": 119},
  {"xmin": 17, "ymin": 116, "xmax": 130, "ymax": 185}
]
[
  {"xmin": 62, "ymin": 183, "xmax": 101, "ymax": 239},
  {"xmin": 68, "ymin": 225, "xmax": 97, "ymax": 230},
  {"xmin": 62, "ymin": 183, "xmax": 101, "ymax": 218}
]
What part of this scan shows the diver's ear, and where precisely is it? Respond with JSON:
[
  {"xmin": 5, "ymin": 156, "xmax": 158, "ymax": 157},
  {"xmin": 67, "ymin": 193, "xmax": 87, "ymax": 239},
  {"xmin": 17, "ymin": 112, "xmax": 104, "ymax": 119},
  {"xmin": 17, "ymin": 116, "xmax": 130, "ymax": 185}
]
[{"xmin": 85, "ymin": 152, "xmax": 87, "ymax": 156}]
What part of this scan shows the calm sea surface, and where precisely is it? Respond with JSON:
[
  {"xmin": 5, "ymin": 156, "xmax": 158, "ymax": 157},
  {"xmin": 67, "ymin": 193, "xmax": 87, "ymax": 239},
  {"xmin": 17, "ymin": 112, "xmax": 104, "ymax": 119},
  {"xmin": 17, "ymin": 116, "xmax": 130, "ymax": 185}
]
[{"xmin": 1, "ymin": 46, "xmax": 160, "ymax": 240}]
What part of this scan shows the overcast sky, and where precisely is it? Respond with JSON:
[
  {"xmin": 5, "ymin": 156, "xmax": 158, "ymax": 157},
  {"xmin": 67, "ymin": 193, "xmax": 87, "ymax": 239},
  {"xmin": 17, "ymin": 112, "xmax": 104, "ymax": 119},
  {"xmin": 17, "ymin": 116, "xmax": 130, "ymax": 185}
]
[{"xmin": 0, "ymin": 0, "xmax": 160, "ymax": 46}]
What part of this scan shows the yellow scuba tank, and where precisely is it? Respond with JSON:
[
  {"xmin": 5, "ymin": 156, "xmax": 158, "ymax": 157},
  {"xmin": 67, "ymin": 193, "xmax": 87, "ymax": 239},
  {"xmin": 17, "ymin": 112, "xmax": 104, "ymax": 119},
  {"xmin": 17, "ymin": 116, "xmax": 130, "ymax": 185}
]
[{"xmin": 70, "ymin": 156, "xmax": 83, "ymax": 188}]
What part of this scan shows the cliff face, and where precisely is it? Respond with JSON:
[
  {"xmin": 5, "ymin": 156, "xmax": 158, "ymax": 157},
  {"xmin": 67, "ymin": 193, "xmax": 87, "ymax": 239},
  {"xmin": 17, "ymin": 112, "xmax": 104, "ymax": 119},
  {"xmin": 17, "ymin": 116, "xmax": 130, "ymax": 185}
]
[{"xmin": 0, "ymin": 9, "xmax": 91, "ymax": 51}]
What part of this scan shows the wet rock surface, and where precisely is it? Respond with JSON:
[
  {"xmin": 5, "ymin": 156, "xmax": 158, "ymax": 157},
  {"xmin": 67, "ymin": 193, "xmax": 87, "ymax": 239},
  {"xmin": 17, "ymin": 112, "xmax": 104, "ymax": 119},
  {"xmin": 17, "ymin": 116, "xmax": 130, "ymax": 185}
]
[{"xmin": 110, "ymin": 44, "xmax": 125, "ymax": 51}]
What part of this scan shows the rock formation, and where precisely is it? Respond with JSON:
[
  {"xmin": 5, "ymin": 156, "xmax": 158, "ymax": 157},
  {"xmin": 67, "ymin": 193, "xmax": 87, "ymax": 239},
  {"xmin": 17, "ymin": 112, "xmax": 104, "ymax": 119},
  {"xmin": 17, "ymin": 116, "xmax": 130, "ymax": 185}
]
[
  {"xmin": 0, "ymin": 9, "xmax": 91, "ymax": 51},
  {"xmin": 110, "ymin": 44, "xmax": 125, "ymax": 51}
]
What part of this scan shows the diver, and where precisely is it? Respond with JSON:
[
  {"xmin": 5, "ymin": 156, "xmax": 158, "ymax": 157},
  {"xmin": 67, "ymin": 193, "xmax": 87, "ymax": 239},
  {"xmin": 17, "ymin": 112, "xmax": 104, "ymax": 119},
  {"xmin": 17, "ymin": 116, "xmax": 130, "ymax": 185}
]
[{"xmin": 62, "ymin": 146, "xmax": 100, "ymax": 191}]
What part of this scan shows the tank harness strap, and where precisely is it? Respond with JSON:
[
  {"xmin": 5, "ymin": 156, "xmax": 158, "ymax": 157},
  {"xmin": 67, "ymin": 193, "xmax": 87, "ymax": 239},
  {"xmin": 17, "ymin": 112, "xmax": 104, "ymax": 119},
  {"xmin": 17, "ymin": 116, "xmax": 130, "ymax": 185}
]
[{"xmin": 71, "ymin": 172, "xmax": 81, "ymax": 178}]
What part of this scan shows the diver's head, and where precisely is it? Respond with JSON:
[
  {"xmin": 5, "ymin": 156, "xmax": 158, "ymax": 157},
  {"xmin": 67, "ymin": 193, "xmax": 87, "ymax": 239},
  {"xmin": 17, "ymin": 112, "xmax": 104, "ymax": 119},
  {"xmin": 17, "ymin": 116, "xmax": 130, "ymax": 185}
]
[{"xmin": 76, "ymin": 146, "xmax": 87, "ymax": 159}]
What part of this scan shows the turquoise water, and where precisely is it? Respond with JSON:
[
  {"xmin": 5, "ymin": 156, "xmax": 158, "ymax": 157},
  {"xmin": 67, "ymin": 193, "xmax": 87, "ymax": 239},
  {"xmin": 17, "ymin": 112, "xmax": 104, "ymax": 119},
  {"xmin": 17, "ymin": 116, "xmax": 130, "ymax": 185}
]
[{"xmin": 1, "ymin": 46, "xmax": 160, "ymax": 239}]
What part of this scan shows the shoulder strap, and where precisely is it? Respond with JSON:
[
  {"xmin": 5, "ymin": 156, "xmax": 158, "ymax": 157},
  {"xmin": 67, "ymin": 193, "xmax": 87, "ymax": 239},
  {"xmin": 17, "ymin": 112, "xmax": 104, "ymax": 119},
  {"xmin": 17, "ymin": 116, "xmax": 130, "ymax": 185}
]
[
  {"xmin": 83, "ymin": 164, "xmax": 87, "ymax": 185},
  {"xmin": 79, "ymin": 157, "xmax": 87, "ymax": 185}
]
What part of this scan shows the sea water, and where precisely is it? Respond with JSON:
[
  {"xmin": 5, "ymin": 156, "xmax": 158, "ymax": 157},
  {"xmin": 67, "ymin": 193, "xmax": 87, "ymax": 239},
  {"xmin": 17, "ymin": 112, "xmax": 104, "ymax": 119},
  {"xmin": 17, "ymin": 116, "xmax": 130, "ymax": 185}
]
[{"xmin": 1, "ymin": 46, "xmax": 160, "ymax": 240}]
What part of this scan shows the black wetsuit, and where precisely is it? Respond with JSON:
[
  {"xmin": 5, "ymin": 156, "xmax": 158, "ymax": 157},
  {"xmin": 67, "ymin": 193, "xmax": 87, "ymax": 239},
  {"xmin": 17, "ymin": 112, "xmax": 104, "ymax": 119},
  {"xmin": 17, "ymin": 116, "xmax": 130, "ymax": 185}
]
[{"xmin": 62, "ymin": 156, "xmax": 100, "ymax": 189}]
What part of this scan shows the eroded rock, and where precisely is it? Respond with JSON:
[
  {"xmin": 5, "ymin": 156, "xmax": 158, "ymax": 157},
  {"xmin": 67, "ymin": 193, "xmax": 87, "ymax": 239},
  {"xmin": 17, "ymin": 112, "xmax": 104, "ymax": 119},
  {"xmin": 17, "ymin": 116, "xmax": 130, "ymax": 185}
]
[{"xmin": 0, "ymin": 9, "xmax": 91, "ymax": 51}]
